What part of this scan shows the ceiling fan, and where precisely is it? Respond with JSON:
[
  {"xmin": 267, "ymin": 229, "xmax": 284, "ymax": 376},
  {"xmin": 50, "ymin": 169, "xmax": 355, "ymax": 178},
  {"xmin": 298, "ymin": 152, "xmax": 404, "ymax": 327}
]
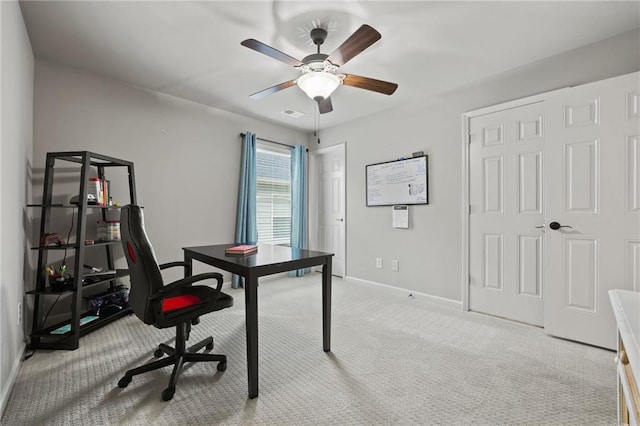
[{"xmin": 241, "ymin": 24, "xmax": 398, "ymax": 114}]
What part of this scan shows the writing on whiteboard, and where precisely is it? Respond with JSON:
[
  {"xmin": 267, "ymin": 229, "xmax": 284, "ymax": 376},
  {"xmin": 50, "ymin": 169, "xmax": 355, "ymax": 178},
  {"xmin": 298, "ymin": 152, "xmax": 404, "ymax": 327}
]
[{"xmin": 366, "ymin": 156, "xmax": 428, "ymax": 206}]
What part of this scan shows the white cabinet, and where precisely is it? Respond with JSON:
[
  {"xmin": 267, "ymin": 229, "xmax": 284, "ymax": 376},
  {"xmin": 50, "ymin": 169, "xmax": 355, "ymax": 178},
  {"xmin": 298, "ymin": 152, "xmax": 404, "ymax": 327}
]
[{"xmin": 610, "ymin": 290, "xmax": 640, "ymax": 425}]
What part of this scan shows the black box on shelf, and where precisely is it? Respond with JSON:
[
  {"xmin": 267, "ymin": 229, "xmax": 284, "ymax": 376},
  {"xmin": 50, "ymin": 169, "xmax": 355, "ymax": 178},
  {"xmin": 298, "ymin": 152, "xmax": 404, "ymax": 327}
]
[{"xmin": 86, "ymin": 285, "xmax": 129, "ymax": 317}]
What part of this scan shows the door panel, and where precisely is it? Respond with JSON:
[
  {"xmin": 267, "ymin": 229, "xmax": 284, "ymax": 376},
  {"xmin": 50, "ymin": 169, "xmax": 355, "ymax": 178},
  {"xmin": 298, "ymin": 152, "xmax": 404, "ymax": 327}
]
[
  {"xmin": 564, "ymin": 238, "xmax": 597, "ymax": 311},
  {"xmin": 311, "ymin": 144, "xmax": 346, "ymax": 277},
  {"xmin": 469, "ymin": 101, "xmax": 546, "ymax": 326},
  {"xmin": 518, "ymin": 151, "xmax": 542, "ymax": 214},
  {"xmin": 483, "ymin": 233, "xmax": 503, "ymax": 290},
  {"xmin": 564, "ymin": 99, "xmax": 599, "ymax": 128},
  {"xmin": 628, "ymin": 241, "xmax": 640, "ymax": 291},
  {"xmin": 564, "ymin": 140, "xmax": 598, "ymax": 213},
  {"xmin": 483, "ymin": 156, "xmax": 504, "ymax": 213},
  {"xmin": 517, "ymin": 115, "xmax": 543, "ymax": 141},
  {"xmin": 518, "ymin": 234, "xmax": 542, "ymax": 297},
  {"xmin": 544, "ymin": 72, "xmax": 640, "ymax": 350},
  {"xmin": 628, "ymin": 135, "xmax": 640, "ymax": 213}
]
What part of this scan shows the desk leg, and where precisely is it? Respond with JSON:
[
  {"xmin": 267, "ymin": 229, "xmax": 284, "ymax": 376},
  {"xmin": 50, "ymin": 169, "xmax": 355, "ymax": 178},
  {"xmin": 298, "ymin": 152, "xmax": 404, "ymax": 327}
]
[
  {"xmin": 183, "ymin": 254, "xmax": 193, "ymax": 278},
  {"xmin": 245, "ymin": 272, "xmax": 259, "ymax": 399},
  {"xmin": 322, "ymin": 258, "xmax": 332, "ymax": 352}
]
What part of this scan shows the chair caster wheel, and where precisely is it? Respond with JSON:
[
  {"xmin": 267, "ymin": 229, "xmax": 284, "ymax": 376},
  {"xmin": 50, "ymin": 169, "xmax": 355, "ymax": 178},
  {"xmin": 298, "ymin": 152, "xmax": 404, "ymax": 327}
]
[
  {"xmin": 118, "ymin": 376, "xmax": 132, "ymax": 388},
  {"xmin": 161, "ymin": 387, "xmax": 175, "ymax": 401},
  {"xmin": 153, "ymin": 348, "xmax": 164, "ymax": 358},
  {"xmin": 206, "ymin": 342, "xmax": 214, "ymax": 351},
  {"xmin": 217, "ymin": 361, "xmax": 227, "ymax": 372}
]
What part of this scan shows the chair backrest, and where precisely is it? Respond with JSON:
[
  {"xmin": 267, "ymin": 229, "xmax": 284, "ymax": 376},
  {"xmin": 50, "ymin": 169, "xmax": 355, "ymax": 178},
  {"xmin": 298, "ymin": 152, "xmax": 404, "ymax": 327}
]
[{"xmin": 120, "ymin": 205, "xmax": 164, "ymax": 324}]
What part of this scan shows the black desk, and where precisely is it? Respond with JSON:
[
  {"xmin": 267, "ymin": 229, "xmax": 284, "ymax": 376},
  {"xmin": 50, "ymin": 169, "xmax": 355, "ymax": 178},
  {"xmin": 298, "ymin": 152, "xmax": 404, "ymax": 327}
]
[{"xmin": 182, "ymin": 243, "xmax": 334, "ymax": 399}]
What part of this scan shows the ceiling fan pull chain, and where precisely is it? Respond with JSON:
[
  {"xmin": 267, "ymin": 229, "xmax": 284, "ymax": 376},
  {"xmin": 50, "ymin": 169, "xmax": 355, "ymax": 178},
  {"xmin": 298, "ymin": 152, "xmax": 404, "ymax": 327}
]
[{"xmin": 314, "ymin": 103, "xmax": 318, "ymax": 138}]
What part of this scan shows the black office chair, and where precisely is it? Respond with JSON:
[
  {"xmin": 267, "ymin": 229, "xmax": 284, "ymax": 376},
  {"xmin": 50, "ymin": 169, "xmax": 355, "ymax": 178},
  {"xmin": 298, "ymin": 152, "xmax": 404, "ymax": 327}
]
[{"xmin": 117, "ymin": 205, "xmax": 233, "ymax": 401}]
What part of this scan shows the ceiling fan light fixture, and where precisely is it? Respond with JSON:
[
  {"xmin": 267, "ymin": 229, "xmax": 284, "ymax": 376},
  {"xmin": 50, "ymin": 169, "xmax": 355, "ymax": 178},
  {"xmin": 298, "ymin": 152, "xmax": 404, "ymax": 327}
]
[{"xmin": 297, "ymin": 71, "xmax": 340, "ymax": 101}]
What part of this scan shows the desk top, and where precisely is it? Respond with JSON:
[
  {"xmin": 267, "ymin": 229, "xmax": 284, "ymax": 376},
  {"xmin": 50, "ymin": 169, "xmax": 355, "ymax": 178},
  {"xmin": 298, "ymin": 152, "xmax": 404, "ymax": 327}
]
[
  {"xmin": 183, "ymin": 243, "xmax": 333, "ymax": 276},
  {"xmin": 610, "ymin": 290, "xmax": 640, "ymax": 377}
]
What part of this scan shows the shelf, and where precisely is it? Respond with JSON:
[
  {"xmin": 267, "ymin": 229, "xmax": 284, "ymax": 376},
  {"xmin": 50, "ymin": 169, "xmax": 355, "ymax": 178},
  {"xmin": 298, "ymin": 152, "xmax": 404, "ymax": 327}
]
[
  {"xmin": 79, "ymin": 307, "xmax": 132, "ymax": 336},
  {"xmin": 86, "ymin": 240, "xmax": 122, "ymax": 247},
  {"xmin": 31, "ymin": 240, "xmax": 121, "ymax": 250},
  {"xmin": 26, "ymin": 269, "xmax": 130, "ymax": 295},
  {"xmin": 27, "ymin": 204, "xmax": 123, "ymax": 209},
  {"xmin": 29, "ymin": 151, "xmax": 137, "ymax": 351},
  {"xmin": 81, "ymin": 268, "xmax": 128, "ymax": 286},
  {"xmin": 31, "ymin": 244, "xmax": 77, "ymax": 250},
  {"xmin": 32, "ymin": 311, "xmax": 98, "ymax": 337},
  {"xmin": 51, "ymin": 151, "xmax": 134, "ymax": 168},
  {"xmin": 30, "ymin": 307, "xmax": 132, "ymax": 340}
]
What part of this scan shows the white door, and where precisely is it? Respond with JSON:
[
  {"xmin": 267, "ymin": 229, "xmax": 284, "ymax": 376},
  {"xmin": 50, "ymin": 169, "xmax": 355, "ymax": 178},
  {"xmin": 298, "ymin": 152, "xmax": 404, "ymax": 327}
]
[
  {"xmin": 544, "ymin": 72, "xmax": 640, "ymax": 349},
  {"xmin": 469, "ymin": 101, "xmax": 546, "ymax": 326},
  {"xmin": 310, "ymin": 144, "xmax": 346, "ymax": 277}
]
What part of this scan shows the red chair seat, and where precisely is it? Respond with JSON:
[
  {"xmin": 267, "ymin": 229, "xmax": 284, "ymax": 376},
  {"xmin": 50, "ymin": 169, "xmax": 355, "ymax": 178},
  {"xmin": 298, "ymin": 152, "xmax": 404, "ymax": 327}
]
[{"xmin": 162, "ymin": 294, "xmax": 202, "ymax": 312}]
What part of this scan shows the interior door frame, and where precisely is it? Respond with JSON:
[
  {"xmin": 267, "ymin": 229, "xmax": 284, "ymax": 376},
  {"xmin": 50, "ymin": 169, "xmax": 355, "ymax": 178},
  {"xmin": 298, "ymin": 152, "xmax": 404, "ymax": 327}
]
[
  {"xmin": 461, "ymin": 90, "xmax": 564, "ymax": 311},
  {"xmin": 309, "ymin": 142, "xmax": 346, "ymax": 277}
]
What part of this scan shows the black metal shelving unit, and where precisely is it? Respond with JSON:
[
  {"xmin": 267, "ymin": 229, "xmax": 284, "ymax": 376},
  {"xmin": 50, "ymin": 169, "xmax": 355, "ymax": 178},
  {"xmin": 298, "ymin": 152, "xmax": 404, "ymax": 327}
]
[{"xmin": 28, "ymin": 151, "xmax": 137, "ymax": 350}]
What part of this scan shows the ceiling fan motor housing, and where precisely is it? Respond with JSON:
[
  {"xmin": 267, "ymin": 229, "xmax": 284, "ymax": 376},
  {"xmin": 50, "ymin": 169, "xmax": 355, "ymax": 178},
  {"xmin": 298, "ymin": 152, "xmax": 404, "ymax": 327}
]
[
  {"xmin": 310, "ymin": 28, "xmax": 328, "ymax": 46},
  {"xmin": 301, "ymin": 53, "xmax": 330, "ymax": 68}
]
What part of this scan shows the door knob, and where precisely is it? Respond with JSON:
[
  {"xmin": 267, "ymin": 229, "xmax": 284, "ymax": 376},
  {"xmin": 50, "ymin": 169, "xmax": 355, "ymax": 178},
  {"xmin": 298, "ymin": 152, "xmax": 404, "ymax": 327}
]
[
  {"xmin": 336, "ymin": 218, "xmax": 344, "ymax": 222},
  {"xmin": 549, "ymin": 221, "xmax": 572, "ymax": 230}
]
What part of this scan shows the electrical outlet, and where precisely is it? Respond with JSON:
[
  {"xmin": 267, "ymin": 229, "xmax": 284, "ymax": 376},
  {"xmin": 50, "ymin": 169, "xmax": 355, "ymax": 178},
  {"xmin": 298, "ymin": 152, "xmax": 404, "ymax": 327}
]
[
  {"xmin": 376, "ymin": 258, "xmax": 383, "ymax": 269},
  {"xmin": 17, "ymin": 302, "xmax": 22, "ymax": 325},
  {"xmin": 392, "ymin": 260, "xmax": 399, "ymax": 272}
]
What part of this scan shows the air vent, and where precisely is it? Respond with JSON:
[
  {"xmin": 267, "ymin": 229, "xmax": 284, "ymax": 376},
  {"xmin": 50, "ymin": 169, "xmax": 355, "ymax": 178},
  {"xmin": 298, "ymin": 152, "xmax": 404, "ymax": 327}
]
[{"xmin": 281, "ymin": 109, "xmax": 304, "ymax": 118}]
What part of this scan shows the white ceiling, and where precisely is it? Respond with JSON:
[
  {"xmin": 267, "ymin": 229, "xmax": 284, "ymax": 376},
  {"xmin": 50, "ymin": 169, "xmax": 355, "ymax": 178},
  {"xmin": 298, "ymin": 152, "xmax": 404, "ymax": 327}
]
[{"xmin": 20, "ymin": 1, "xmax": 640, "ymax": 132}]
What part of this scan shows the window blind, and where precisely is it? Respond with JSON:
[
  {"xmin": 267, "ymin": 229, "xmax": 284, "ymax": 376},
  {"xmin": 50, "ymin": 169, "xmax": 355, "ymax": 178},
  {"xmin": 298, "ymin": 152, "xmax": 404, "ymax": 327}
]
[{"xmin": 256, "ymin": 142, "xmax": 291, "ymax": 244}]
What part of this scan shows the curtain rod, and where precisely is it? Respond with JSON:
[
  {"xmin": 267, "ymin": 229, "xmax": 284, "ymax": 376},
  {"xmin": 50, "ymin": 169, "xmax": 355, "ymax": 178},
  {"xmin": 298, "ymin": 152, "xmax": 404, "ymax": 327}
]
[{"xmin": 239, "ymin": 133, "xmax": 293, "ymax": 149}]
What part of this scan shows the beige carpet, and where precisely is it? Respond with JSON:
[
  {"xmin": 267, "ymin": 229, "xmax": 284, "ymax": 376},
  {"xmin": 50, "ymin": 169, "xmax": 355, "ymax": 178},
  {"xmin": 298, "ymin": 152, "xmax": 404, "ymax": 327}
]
[{"xmin": 2, "ymin": 275, "xmax": 616, "ymax": 425}]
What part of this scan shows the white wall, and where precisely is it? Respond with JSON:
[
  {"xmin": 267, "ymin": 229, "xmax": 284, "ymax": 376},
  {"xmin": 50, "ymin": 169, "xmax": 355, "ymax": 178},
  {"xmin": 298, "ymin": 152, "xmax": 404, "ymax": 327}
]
[
  {"xmin": 32, "ymin": 59, "xmax": 308, "ymax": 280},
  {"xmin": 314, "ymin": 29, "xmax": 640, "ymax": 302},
  {"xmin": 0, "ymin": 0, "xmax": 34, "ymax": 415}
]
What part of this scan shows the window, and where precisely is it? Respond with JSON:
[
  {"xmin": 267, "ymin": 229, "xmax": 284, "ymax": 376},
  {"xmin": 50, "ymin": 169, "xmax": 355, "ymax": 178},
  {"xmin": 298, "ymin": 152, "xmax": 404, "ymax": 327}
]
[{"xmin": 256, "ymin": 142, "xmax": 291, "ymax": 244}]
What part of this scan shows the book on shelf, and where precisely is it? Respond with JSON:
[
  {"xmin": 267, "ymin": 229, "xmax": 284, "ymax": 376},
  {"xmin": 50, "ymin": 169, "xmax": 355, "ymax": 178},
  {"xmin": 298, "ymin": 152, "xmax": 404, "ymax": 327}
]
[
  {"xmin": 51, "ymin": 315, "xmax": 99, "ymax": 334},
  {"xmin": 225, "ymin": 244, "xmax": 258, "ymax": 255}
]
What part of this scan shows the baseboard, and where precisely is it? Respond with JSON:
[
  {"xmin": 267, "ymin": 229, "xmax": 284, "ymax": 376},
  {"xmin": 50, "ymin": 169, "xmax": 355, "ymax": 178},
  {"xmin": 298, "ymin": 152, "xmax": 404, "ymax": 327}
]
[
  {"xmin": 344, "ymin": 276, "xmax": 463, "ymax": 310},
  {"xmin": 1, "ymin": 343, "xmax": 25, "ymax": 418}
]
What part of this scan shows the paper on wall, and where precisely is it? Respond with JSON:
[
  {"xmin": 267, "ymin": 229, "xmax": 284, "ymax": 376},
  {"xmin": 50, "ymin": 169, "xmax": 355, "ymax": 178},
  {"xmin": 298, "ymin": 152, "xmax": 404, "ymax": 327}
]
[{"xmin": 392, "ymin": 205, "xmax": 409, "ymax": 228}]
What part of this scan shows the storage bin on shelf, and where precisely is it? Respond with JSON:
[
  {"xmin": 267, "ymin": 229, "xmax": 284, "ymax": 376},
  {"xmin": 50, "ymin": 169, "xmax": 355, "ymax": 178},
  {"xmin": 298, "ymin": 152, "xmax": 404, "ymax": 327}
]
[{"xmin": 97, "ymin": 220, "xmax": 120, "ymax": 241}]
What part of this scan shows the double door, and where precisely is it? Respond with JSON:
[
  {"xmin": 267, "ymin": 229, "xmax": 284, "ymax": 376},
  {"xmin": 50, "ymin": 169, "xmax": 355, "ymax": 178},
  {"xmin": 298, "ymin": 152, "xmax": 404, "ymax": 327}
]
[{"xmin": 468, "ymin": 72, "xmax": 639, "ymax": 349}]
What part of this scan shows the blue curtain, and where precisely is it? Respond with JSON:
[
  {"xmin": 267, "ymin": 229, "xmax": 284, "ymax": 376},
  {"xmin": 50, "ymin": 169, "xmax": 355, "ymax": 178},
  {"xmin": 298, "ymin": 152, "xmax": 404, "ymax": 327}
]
[
  {"xmin": 289, "ymin": 145, "xmax": 310, "ymax": 277},
  {"xmin": 233, "ymin": 132, "xmax": 258, "ymax": 288}
]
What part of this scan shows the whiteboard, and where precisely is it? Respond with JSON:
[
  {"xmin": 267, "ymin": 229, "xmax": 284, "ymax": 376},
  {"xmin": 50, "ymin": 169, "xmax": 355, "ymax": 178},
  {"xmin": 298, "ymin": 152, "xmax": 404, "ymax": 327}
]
[{"xmin": 366, "ymin": 156, "xmax": 428, "ymax": 206}]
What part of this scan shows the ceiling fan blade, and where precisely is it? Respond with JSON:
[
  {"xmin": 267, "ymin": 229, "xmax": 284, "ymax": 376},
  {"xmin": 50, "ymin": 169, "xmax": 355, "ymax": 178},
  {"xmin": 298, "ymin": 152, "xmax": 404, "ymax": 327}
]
[
  {"xmin": 317, "ymin": 97, "xmax": 333, "ymax": 114},
  {"xmin": 343, "ymin": 74, "xmax": 398, "ymax": 95},
  {"xmin": 249, "ymin": 80, "xmax": 297, "ymax": 99},
  {"xmin": 241, "ymin": 39, "xmax": 304, "ymax": 67},
  {"xmin": 326, "ymin": 25, "xmax": 381, "ymax": 67}
]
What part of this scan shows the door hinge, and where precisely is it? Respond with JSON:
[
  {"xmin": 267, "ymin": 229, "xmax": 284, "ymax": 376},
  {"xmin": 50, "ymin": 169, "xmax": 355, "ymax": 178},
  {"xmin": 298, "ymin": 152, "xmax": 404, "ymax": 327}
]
[
  {"xmin": 468, "ymin": 134, "xmax": 472, "ymax": 144},
  {"xmin": 468, "ymin": 205, "xmax": 471, "ymax": 214}
]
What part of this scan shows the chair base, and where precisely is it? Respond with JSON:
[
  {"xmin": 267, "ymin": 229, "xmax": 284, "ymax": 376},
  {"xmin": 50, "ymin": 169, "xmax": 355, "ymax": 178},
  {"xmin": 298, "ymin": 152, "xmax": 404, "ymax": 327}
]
[{"xmin": 117, "ymin": 322, "xmax": 226, "ymax": 401}]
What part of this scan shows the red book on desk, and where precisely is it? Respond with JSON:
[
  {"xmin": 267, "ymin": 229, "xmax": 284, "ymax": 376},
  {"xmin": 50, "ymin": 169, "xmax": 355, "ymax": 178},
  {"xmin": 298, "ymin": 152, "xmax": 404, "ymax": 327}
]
[{"xmin": 225, "ymin": 244, "xmax": 258, "ymax": 255}]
